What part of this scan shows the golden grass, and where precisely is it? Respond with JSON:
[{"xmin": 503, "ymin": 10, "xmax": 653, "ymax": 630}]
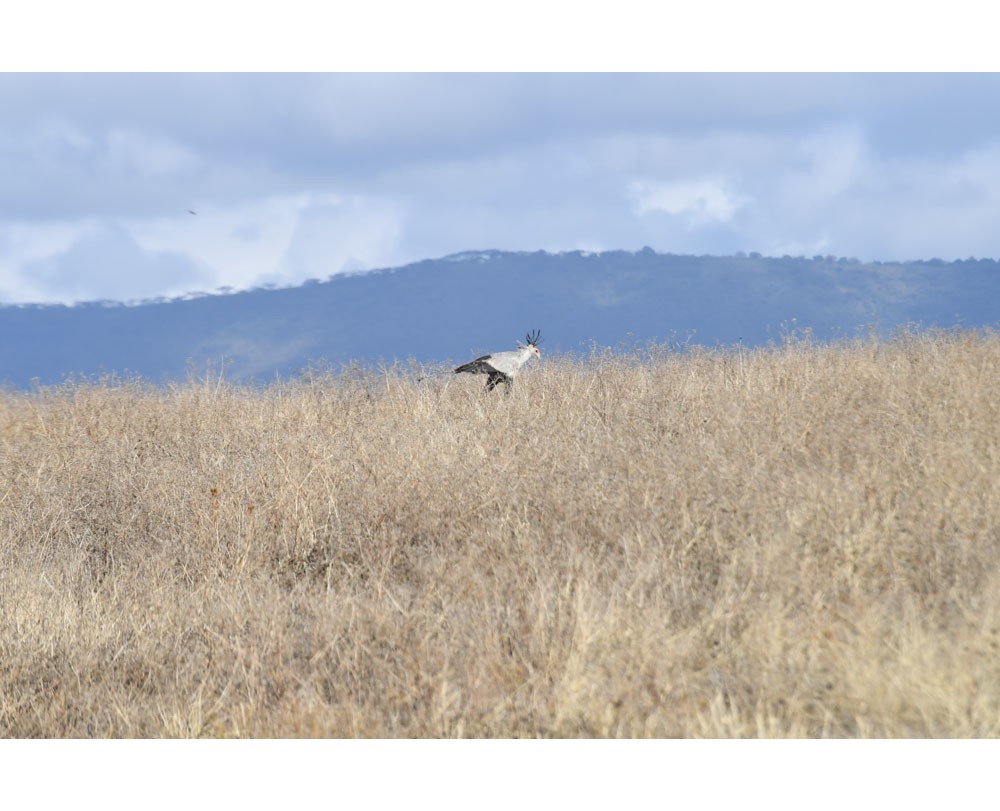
[{"xmin": 1, "ymin": 328, "xmax": 999, "ymax": 737}]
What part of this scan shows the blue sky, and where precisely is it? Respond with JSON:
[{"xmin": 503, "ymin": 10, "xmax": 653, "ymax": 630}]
[{"xmin": 3, "ymin": 69, "xmax": 1000, "ymax": 304}]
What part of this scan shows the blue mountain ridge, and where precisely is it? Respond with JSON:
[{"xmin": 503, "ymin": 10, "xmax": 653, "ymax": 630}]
[{"xmin": 1, "ymin": 249, "xmax": 997, "ymax": 388}]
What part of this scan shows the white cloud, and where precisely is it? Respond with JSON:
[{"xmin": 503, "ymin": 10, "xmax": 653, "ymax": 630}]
[
  {"xmin": 0, "ymin": 191, "xmax": 406, "ymax": 303},
  {"xmin": 776, "ymin": 126, "xmax": 867, "ymax": 211},
  {"xmin": 0, "ymin": 219, "xmax": 100, "ymax": 301},
  {"xmin": 130, "ymin": 191, "xmax": 405, "ymax": 293},
  {"xmin": 868, "ymin": 143, "xmax": 1000, "ymax": 260},
  {"xmin": 11, "ymin": 222, "xmax": 209, "ymax": 303},
  {"xmin": 129, "ymin": 193, "xmax": 314, "ymax": 292},
  {"xmin": 282, "ymin": 194, "xmax": 404, "ymax": 278},
  {"xmin": 629, "ymin": 178, "xmax": 748, "ymax": 225},
  {"xmin": 5, "ymin": 75, "xmax": 1000, "ymax": 303}
]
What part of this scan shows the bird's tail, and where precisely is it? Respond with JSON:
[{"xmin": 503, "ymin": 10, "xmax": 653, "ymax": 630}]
[{"xmin": 416, "ymin": 366, "xmax": 453, "ymax": 383}]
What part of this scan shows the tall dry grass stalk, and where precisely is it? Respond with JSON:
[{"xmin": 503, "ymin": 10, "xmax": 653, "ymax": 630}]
[{"xmin": 1, "ymin": 329, "xmax": 999, "ymax": 737}]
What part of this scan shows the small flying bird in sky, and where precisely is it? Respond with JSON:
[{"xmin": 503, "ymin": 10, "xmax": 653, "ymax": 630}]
[
  {"xmin": 454, "ymin": 330, "xmax": 542, "ymax": 392},
  {"xmin": 188, "ymin": 210, "xmax": 197, "ymax": 215}
]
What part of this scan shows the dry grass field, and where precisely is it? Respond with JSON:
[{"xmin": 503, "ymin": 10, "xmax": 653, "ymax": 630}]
[{"xmin": 1, "ymin": 328, "xmax": 999, "ymax": 738}]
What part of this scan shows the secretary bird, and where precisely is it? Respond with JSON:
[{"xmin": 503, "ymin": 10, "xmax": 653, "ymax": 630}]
[{"xmin": 454, "ymin": 330, "xmax": 542, "ymax": 392}]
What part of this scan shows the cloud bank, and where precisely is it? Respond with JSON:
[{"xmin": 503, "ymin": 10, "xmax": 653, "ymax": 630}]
[{"xmin": 3, "ymin": 73, "xmax": 1000, "ymax": 304}]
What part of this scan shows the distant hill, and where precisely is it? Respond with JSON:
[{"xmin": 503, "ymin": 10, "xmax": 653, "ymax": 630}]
[{"xmin": 1, "ymin": 249, "xmax": 998, "ymax": 388}]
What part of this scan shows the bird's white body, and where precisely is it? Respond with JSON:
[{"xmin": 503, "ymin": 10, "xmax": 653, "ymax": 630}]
[
  {"xmin": 480, "ymin": 344, "xmax": 538, "ymax": 377},
  {"xmin": 454, "ymin": 331, "xmax": 542, "ymax": 391}
]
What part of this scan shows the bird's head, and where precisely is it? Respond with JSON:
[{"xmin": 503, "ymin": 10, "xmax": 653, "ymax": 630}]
[{"xmin": 525, "ymin": 329, "xmax": 542, "ymax": 358}]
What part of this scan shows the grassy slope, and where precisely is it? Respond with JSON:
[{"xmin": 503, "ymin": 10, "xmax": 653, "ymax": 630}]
[{"xmin": 1, "ymin": 329, "xmax": 999, "ymax": 737}]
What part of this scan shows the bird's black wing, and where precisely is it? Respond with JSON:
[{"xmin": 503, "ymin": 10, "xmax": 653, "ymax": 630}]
[{"xmin": 454, "ymin": 354, "xmax": 494, "ymax": 374}]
